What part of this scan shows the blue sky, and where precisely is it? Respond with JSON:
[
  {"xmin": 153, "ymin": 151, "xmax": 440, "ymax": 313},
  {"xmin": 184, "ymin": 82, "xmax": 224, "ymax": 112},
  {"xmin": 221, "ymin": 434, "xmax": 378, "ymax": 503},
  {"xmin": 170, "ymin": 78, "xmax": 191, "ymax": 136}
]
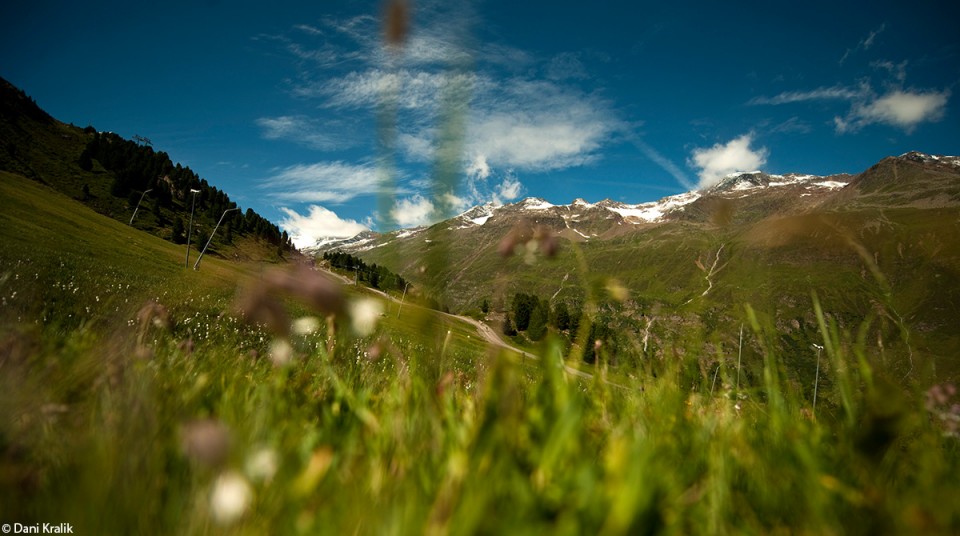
[{"xmin": 2, "ymin": 1, "xmax": 958, "ymax": 247}]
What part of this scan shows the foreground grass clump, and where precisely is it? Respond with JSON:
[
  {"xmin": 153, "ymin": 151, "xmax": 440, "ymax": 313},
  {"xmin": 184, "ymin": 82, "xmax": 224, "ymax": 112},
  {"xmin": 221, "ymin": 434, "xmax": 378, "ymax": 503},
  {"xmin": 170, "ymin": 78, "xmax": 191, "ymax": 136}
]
[{"xmin": 2, "ymin": 286, "xmax": 959, "ymax": 534}]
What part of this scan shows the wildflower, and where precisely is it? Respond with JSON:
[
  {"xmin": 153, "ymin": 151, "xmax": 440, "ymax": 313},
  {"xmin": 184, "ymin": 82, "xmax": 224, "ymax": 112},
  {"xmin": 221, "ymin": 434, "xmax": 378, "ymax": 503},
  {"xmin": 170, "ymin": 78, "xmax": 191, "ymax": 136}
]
[
  {"xmin": 437, "ymin": 371, "xmax": 455, "ymax": 397},
  {"xmin": 926, "ymin": 383, "xmax": 959, "ymax": 437},
  {"xmin": 269, "ymin": 338, "xmax": 294, "ymax": 366},
  {"xmin": 264, "ymin": 265, "xmax": 345, "ymax": 317},
  {"xmin": 136, "ymin": 300, "xmax": 170, "ymax": 329},
  {"xmin": 234, "ymin": 286, "xmax": 289, "ymax": 337},
  {"xmin": 292, "ymin": 316, "xmax": 321, "ymax": 336},
  {"xmin": 349, "ymin": 298, "xmax": 384, "ymax": 337},
  {"xmin": 180, "ymin": 419, "xmax": 231, "ymax": 467},
  {"xmin": 533, "ymin": 225, "xmax": 559, "ymax": 257},
  {"xmin": 498, "ymin": 221, "xmax": 559, "ymax": 259},
  {"xmin": 365, "ymin": 341, "xmax": 384, "ymax": 361},
  {"xmin": 210, "ymin": 471, "xmax": 253, "ymax": 525},
  {"xmin": 245, "ymin": 448, "xmax": 279, "ymax": 483},
  {"xmin": 384, "ymin": 0, "xmax": 408, "ymax": 46}
]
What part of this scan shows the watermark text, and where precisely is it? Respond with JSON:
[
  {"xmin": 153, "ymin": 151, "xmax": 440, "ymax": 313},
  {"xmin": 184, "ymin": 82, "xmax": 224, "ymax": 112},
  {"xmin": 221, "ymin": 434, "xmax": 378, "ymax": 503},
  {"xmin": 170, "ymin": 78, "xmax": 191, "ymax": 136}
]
[{"xmin": 2, "ymin": 523, "xmax": 74, "ymax": 534}]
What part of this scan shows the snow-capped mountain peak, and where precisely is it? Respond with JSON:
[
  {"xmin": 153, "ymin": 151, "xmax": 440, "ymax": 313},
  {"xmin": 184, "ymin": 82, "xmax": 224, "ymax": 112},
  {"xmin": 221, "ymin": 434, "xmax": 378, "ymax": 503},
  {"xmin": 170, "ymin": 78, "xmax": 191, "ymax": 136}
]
[
  {"xmin": 519, "ymin": 197, "xmax": 555, "ymax": 210},
  {"xmin": 899, "ymin": 151, "xmax": 960, "ymax": 167}
]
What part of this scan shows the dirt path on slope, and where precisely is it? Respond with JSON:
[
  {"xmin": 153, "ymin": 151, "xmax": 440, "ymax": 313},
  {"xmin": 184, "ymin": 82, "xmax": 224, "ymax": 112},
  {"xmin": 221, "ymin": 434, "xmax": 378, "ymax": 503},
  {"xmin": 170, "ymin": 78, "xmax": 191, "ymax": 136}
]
[{"xmin": 316, "ymin": 266, "xmax": 599, "ymax": 382}]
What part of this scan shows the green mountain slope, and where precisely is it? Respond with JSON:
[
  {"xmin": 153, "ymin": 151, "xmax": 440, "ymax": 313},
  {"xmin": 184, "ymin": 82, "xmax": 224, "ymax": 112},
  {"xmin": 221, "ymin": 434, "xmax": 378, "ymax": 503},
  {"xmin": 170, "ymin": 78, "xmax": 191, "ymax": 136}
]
[
  {"xmin": 347, "ymin": 154, "xmax": 960, "ymax": 383},
  {"xmin": 0, "ymin": 76, "xmax": 293, "ymax": 264}
]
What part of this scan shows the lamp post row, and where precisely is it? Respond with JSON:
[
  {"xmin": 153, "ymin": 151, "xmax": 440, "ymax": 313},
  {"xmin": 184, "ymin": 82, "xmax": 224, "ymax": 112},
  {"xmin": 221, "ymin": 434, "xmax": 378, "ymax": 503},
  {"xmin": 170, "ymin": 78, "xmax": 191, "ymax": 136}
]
[
  {"xmin": 128, "ymin": 189, "xmax": 152, "ymax": 226},
  {"xmin": 193, "ymin": 207, "xmax": 239, "ymax": 271},
  {"xmin": 130, "ymin": 187, "xmax": 237, "ymax": 271}
]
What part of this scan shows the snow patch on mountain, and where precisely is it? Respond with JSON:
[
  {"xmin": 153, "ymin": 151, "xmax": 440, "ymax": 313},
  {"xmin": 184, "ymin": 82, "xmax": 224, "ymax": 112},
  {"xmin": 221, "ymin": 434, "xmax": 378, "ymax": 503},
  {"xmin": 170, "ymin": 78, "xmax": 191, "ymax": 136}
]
[
  {"xmin": 454, "ymin": 202, "xmax": 499, "ymax": 228},
  {"xmin": 520, "ymin": 197, "xmax": 555, "ymax": 210},
  {"xmin": 812, "ymin": 180, "xmax": 847, "ymax": 189},
  {"xmin": 396, "ymin": 227, "xmax": 425, "ymax": 239},
  {"xmin": 605, "ymin": 191, "xmax": 701, "ymax": 223}
]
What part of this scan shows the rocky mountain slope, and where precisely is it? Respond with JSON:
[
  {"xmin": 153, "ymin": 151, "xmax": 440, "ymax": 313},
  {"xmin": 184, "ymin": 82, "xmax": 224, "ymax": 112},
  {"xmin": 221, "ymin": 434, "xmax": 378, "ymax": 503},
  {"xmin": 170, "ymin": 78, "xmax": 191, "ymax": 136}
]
[{"xmin": 315, "ymin": 151, "xmax": 960, "ymax": 381}]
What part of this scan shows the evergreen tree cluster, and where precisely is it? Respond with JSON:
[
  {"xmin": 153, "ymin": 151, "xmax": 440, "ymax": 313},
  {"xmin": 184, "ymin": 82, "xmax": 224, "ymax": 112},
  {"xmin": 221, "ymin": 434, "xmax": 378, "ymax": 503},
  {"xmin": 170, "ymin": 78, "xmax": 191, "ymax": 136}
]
[
  {"xmin": 80, "ymin": 132, "xmax": 294, "ymax": 250},
  {"xmin": 510, "ymin": 293, "xmax": 581, "ymax": 342},
  {"xmin": 322, "ymin": 250, "xmax": 408, "ymax": 292}
]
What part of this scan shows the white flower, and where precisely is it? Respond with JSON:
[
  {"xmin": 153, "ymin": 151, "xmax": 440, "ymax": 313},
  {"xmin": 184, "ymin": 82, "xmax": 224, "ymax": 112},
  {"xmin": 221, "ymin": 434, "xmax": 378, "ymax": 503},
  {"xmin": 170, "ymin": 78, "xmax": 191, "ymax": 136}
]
[
  {"xmin": 292, "ymin": 316, "xmax": 321, "ymax": 336},
  {"xmin": 245, "ymin": 448, "xmax": 279, "ymax": 483},
  {"xmin": 349, "ymin": 298, "xmax": 384, "ymax": 337},
  {"xmin": 269, "ymin": 339, "xmax": 294, "ymax": 366},
  {"xmin": 210, "ymin": 471, "xmax": 253, "ymax": 525}
]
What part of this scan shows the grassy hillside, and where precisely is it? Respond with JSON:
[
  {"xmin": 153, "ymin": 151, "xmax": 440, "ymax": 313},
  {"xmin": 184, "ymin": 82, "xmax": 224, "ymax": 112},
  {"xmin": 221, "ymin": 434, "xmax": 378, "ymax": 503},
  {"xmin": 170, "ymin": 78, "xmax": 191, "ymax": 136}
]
[
  {"xmin": 0, "ymin": 77, "xmax": 293, "ymax": 264},
  {"xmin": 3, "ymin": 82, "xmax": 960, "ymax": 532},
  {"xmin": 3, "ymin": 166, "xmax": 960, "ymax": 533}
]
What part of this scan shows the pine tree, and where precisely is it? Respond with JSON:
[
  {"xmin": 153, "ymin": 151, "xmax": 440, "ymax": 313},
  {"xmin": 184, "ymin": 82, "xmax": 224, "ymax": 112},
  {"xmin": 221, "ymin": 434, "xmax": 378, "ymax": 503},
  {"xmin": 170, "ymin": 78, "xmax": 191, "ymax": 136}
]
[
  {"xmin": 527, "ymin": 301, "xmax": 549, "ymax": 341},
  {"xmin": 502, "ymin": 314, "xmax": 517, "ymax": 336},
  {"xmin": 512, "ymin": 293, "xmax": 537, "ymax": 331},
  {"xmin": 554, "ymin": 301, "xmax": 570, "ymax": 331}
]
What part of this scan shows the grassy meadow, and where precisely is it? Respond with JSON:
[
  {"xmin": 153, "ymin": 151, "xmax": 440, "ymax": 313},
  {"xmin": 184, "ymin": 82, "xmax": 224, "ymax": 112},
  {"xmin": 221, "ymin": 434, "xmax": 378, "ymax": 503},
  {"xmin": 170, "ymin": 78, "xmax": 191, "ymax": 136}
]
[{"xmin": 2, "ymin": 169, "xmax": 960, "ymax": 534}]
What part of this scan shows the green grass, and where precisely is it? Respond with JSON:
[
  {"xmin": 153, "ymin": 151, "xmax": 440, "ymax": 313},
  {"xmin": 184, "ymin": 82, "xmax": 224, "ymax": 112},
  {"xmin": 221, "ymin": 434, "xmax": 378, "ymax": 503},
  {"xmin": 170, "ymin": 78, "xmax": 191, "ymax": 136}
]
[{"xmin": 3, "ymin": 168, "xmax": 960, "ymax": 534}]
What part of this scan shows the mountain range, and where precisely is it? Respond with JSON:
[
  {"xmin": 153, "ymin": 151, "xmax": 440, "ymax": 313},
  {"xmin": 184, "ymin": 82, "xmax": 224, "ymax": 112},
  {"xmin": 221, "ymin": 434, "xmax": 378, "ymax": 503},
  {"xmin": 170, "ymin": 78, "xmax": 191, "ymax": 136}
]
[
  {"xmin": 315, "ymin": 151, "xmax": 960, "ymax": 382},
  {"xmin": 313, "ymin": 153, "xmax": 958, "ymax": 256}
]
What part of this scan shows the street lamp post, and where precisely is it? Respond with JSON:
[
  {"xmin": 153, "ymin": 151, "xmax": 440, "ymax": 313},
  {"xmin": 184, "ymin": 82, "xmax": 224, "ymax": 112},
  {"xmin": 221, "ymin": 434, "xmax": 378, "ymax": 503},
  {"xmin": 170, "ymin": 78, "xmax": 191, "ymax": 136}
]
[
  {"xmin": 193, "ymin": 207, "xmax": 239, "ymax": 270},
  {"xmin": 185, "ymin": 189, "xmax": 200, "ymax": 268},
  {"xmin": 129, "ymin": 189, "xmax": 152, "ymax": 225},
  {"xmin": 812, "ymin": 344, "xmax": 824, "ymax": 416}
]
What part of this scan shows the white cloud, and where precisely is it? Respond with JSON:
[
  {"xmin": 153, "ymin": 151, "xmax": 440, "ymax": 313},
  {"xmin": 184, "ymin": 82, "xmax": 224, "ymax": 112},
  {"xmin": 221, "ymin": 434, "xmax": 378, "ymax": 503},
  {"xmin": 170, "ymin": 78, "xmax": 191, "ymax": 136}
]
[
  {"xmin": 255, "ymin": 115, "xmax": 355, "ymax": 150},
  {"xmin": 495, "ymin": 175, "xmax": 522, "ymax": 202},
  {"xmin": 279, "ymin": 205, "xmax": 369, "ymax": 248},
  {"xmin": 466, "ymin": 154, "xmax": 490, "ymax": 180},
  {"xmin": 835, "ymin": 90, "xmax": 949, "ymax": 133},
  {"xmin": 871, "ymin": 60, "xmax": 908, "ymax": 84},
  {"xmin": 748, "ymin": 85, "xmax": 865, "ymax": 105},
  {"xmin": 840, "ymin": 23, "xmax": 886, "ymax": 64},
  {"xmin": 332, "ymin": 75, "xmax": 619, "ymax": 189},
  {"xmin": 750, "ymin": 78, "xmax": 949, "ymax": 135},
  {"xmin": 466, "ymin": 79, "xmax": 619, "ymax": 172},
  {"xmin": 769, "ymin": 116, "xmax": 812, "ymax": 135},
  {"xmin": 277, "ymin": 12, "xmax": 621, "ymax": 179},
  {"xmin": 262, "ymin": 5, "xmax": 620, "ymax": 226},
  {"xmin": 390, "ymin": 194, "xmax": 436, "ymax": 227},
  {"xmin": 262, "ymin": 161, "xmax": 383, "ymax": 204},
  {"xmin": 301, "ymin": 69, "xmax": 485, "ymax": 112},
  {"xmin": 689, "ymin": 134, "xmax": 769, "ymax": 189}
]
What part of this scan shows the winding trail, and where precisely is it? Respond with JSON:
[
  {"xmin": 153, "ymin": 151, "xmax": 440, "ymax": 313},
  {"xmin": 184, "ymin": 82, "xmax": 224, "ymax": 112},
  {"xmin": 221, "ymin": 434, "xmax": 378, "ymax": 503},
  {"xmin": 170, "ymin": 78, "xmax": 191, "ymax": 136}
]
[{"xmin": 316, "ymin": 266, "xmax": 615, "ymax": 384}]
